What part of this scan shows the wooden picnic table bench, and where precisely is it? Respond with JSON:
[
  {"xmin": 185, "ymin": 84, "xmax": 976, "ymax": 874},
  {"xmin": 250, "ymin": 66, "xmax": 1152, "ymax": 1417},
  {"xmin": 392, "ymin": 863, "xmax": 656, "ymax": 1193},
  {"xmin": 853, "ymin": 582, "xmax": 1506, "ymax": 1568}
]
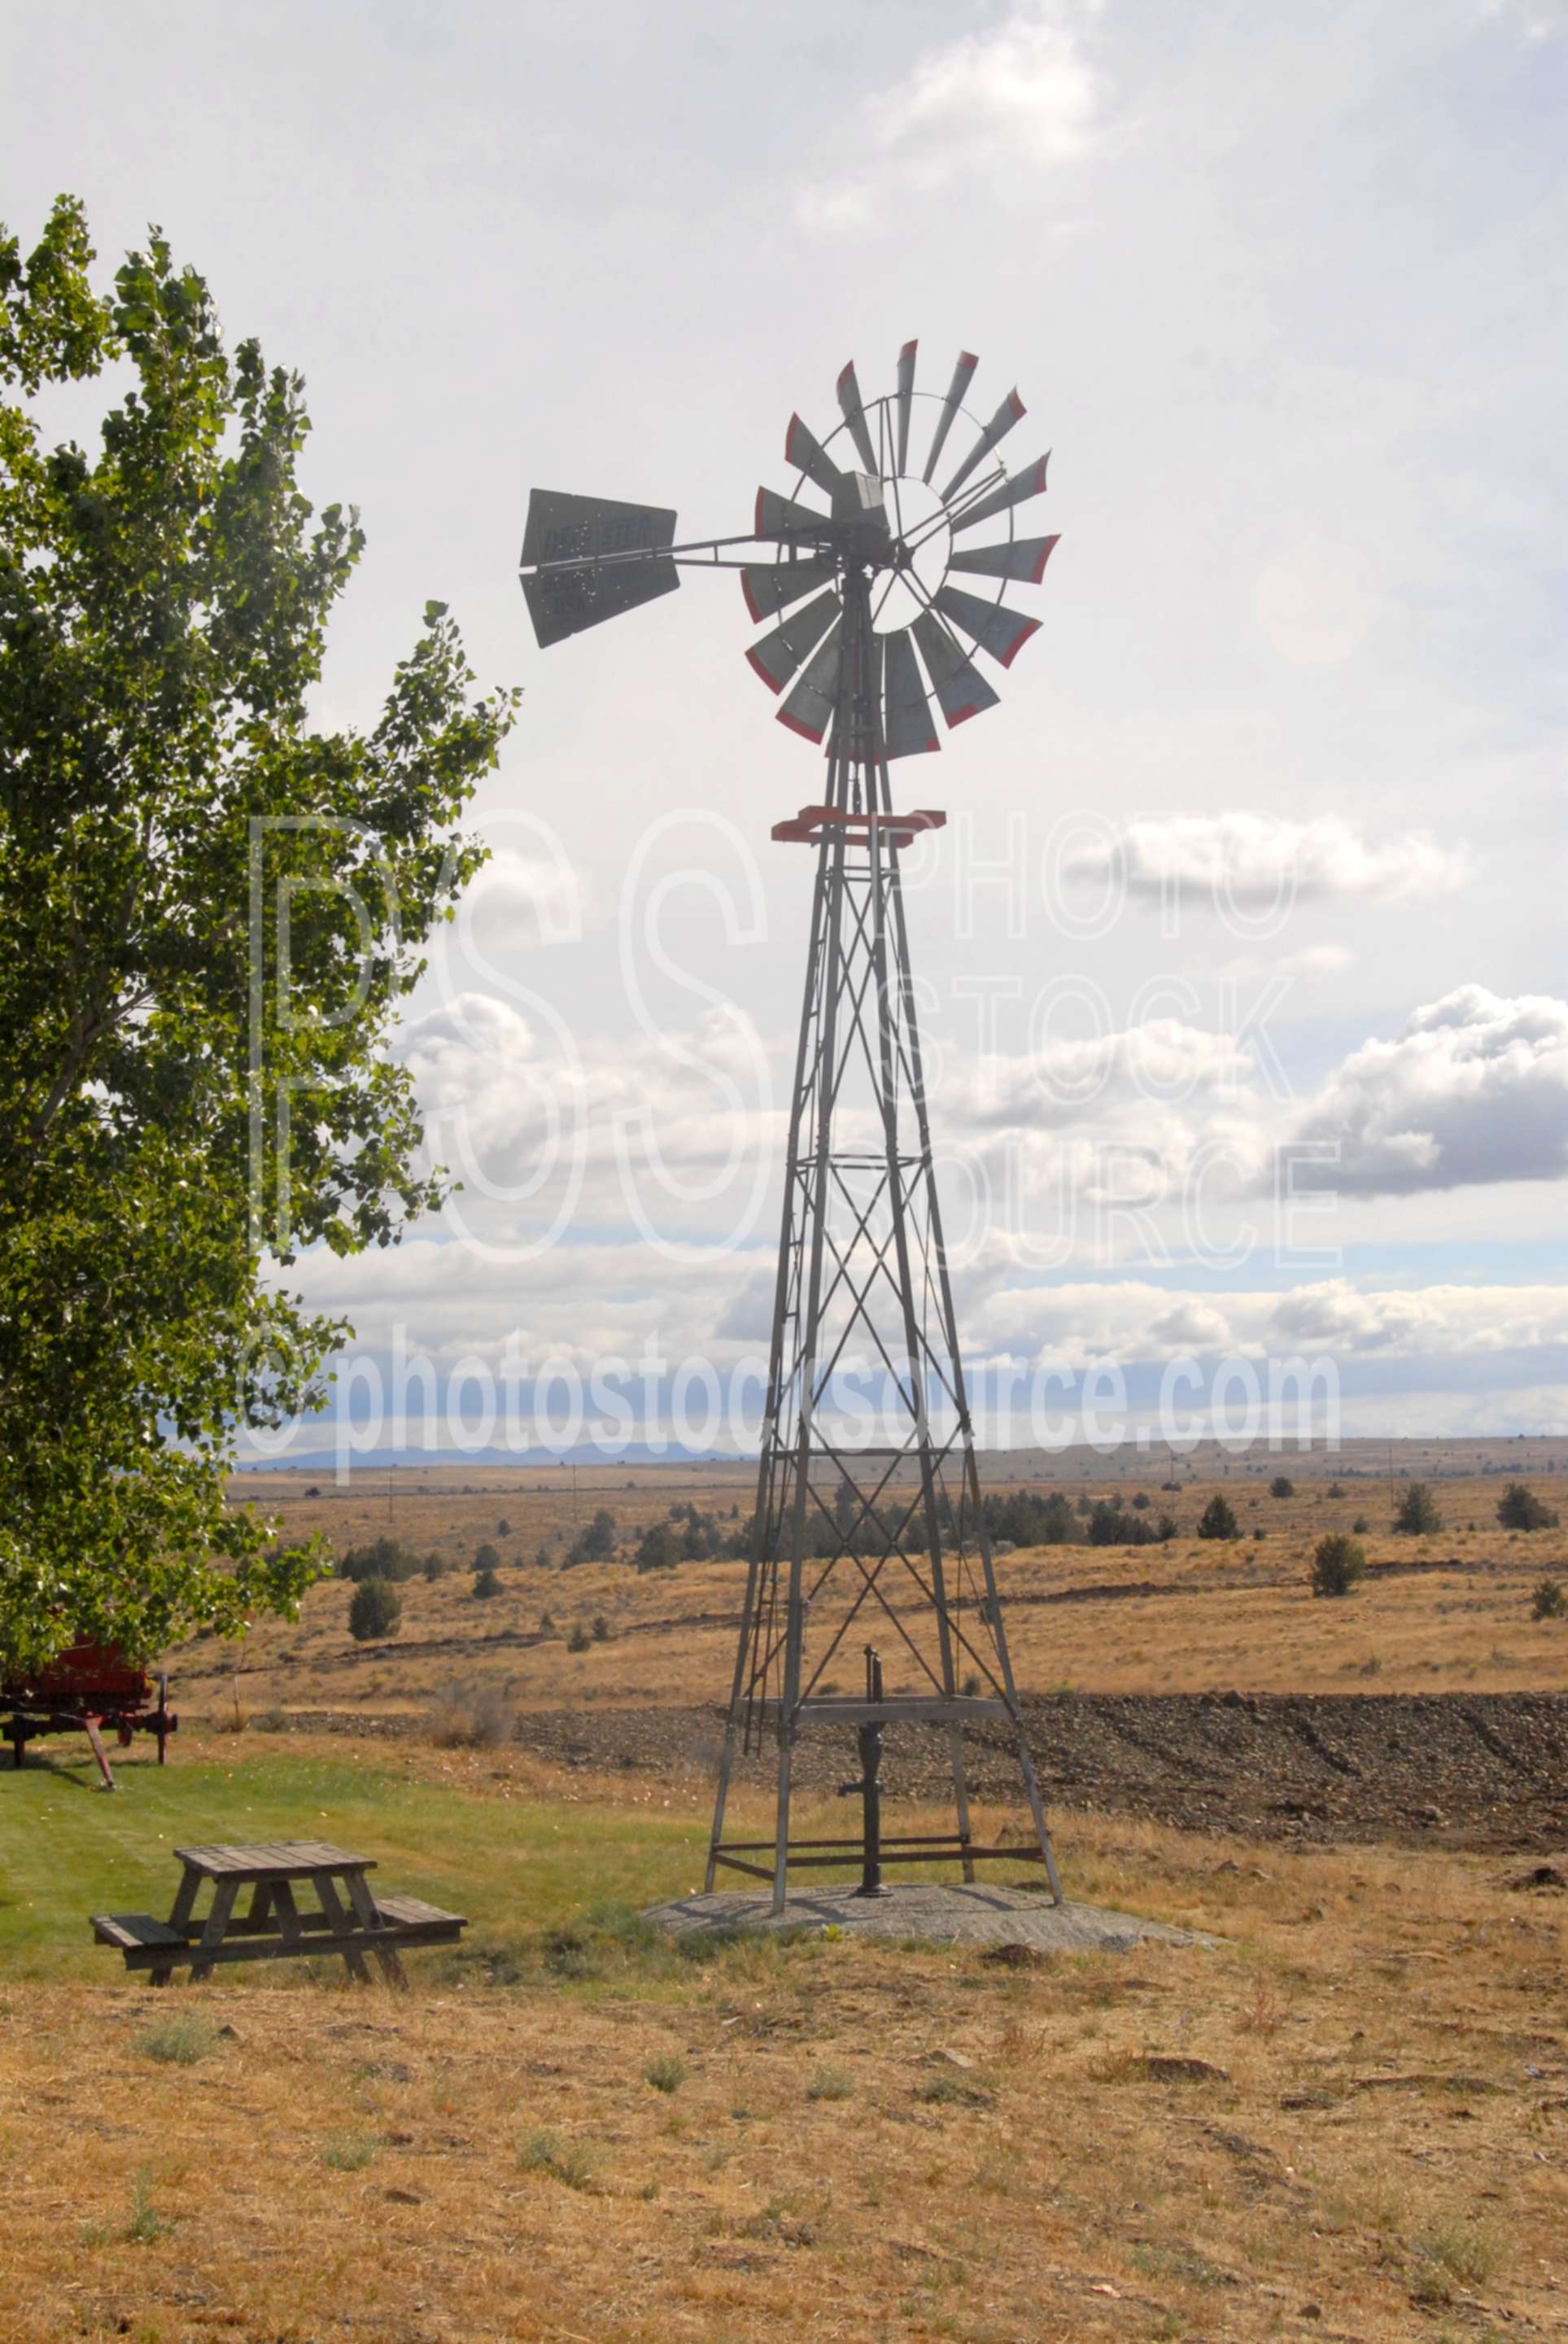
[{"xmin": 90, "ymin": 1840, "xmax": 465, "ymax": 1987}]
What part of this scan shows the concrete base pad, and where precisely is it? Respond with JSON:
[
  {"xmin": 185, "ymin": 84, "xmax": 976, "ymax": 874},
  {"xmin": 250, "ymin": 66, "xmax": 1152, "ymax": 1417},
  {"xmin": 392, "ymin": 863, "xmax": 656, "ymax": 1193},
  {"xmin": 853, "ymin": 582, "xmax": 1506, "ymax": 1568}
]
[{"xmin": 645, "ymin": 1882, "xmax": 1209, "ymax": 1951}]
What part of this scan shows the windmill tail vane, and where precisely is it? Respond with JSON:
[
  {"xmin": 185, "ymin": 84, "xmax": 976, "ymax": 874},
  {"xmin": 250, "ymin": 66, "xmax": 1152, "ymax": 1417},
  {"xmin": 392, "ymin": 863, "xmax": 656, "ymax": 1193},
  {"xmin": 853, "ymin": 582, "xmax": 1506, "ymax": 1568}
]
[{"xmin": 518, "ymin": 345, "xmax": 1063, "ymax": 1914}]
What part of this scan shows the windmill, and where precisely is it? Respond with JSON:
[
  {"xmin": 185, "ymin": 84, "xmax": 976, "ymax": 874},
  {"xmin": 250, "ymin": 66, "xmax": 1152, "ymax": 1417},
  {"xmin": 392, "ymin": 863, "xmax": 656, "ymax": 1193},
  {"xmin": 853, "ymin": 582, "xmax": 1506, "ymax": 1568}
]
[{"xmin": 519, "ymin": 343, "xmax": 1062, "ymax": 1914}]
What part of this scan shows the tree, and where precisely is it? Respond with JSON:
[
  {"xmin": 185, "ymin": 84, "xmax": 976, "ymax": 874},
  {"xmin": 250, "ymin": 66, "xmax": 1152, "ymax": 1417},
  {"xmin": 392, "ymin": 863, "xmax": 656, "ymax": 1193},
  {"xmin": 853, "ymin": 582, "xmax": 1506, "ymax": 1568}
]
[
  {"xmin": 1269, "ymin": 1476, "xmax": 1295, "ymax": 1500},
  {"xmin": 496, "ymin": 1516, "xmax": 511, "ymax": 1536},
  {"xmin": 635, "ymin": 1520, "xmax": 682, "ymax": 1573},
  {"xmin": 0, "ymin": 199, "xmax": 516, "ymax": 1669},
  {"xmin": 1197, "ymin": 1493, "xmax": 1240, "ymax": 1542},
  {"xmin": 1498, "ymin": 1482, "xmax": 1559, "ymax": 1533},
  {"xmin": 338, "ymin": 1536, "xmax": 424, "ymax": 1584},
  {"xmin": 985, "ymin": 1489, "xmax": 1078, "ymax": 1548},
  {"xmin": 1309, "ymin": 1533, "xmax": 1365, "ymax": 1598},
  {"xmin": 579, "ymin": 1508, "xmax": 617, "ymax": 1561},
  {"xmin": 474, "ymin": 1541, "xmax": 503, "ymax": 1574},
  {"xmin": 1531, "ymin": 1578, "xmax": 1566, "ymax": 1621},
  {"xmin": 1086, "ymin": 1500, "xmax": 1159, "ymax": 1548},
  {"xmin": 347, "ymin": 1578, "xmax": 401, "ymax": 1642},
  {"xmin": 1393, "ymin": 1482, "xmax": 1442, "ymax": 1536},
  {"xmin": 472, "ymin": 1565, "xmax": 501, "ymax": 1599}
]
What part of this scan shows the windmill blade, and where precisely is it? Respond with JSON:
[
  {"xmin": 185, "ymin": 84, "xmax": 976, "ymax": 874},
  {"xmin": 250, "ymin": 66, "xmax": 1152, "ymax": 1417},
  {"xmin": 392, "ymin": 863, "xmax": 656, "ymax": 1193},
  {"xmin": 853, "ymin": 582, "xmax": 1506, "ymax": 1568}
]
[
  {"xmin": 777, "ymin": 619, "xmax": 844, "ymax": 744},
  {"xmin": 950, "ymin": 453, "xmax": 1050, "ymax": 535},
  {"xmin": 745, "ymin": 586, "xmax": 841, "ymax": 695},
  {"xmin": 895, "ymin": 339, "xmax": 917, "ymax": 474},
  {"xmin": 883, "ymin": 626, "xmax": 939, "ymax": 759},
  {"xmin": 518, "ymin": 489, "xmax": 679, "ymax": 647},
  {"xmin": 755, "ymin": 485, "xmax": 833, "ymax": 543},
  {"xmin": 520, "ymin": 488, "xmax": 676, "ymax": 569},
  {"xmin": 922, "ymin": 351, "xmax": 978, "ymax": 485},
  {"xmin": 949, "ymin": 532, "xmax": 1059, "ymax": 586},
  {"xmin": 836, "ymin": 362, "xmax": 879, "ymax": 474},
  {"xmin": 522, "ymin": 560, "xmax": 679, "ymax": 649},
  {"xmin": 941, "ymin": 389, "xmax": 1025, "ymax": 503},
  {"xmin": 785, "ymin": 413, "xmax": 846, "ymax": 501},
  {"xmin": 740, "ymin": 558, "xmax": 836, "ymax": 623},
  {"xmin": 912, "ymin": 609, "xmax": 1001, "ymax": 728},
  {"xmin": 934, "ymin": 583, "xmax": 1041, "ymax": 671}
]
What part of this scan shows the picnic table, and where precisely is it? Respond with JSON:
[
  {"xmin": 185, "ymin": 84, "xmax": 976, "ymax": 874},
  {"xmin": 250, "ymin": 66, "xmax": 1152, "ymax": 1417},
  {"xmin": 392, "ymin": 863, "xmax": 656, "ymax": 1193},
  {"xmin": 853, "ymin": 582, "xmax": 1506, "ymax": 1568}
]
[{"xmin": 90, "ymin": 1840, "xmax": 465, "ymax": 1987}]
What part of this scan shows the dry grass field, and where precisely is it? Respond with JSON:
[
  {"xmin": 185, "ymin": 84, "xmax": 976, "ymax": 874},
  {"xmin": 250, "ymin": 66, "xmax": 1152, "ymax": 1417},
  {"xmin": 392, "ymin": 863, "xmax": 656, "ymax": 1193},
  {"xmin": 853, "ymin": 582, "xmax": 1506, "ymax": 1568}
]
[
  {"xmin": 3, "ymin": 1728, "xmax": 1566, "ymax": 2344},
  {"xmin": 199, "ymin": 1444, "xmax": 1568, "ymax": 1725},
  {"xmin": 7, "ymin": 1440, "xmax": 1566, "ymax": 2340}
]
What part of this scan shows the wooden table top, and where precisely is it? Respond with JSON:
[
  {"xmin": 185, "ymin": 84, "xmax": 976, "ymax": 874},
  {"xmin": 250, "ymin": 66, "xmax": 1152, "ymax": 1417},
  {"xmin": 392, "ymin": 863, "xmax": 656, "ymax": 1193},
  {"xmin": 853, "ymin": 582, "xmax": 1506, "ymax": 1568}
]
[{"xmin": 173, "ymin": 1841, "xmax": 375, "ymax": 1879}]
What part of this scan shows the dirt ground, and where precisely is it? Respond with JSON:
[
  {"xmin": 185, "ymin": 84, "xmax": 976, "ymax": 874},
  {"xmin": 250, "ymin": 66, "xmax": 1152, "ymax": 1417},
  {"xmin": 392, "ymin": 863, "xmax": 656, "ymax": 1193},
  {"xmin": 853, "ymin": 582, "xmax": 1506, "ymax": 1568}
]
[{"xmin": 268, "ymin": 1685, "xmax": 1568, "ymax": 1854}]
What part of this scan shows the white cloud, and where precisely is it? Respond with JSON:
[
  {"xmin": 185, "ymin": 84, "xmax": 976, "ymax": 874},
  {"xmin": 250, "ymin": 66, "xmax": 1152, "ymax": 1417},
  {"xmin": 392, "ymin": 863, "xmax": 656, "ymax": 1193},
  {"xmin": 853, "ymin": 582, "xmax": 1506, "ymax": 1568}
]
[
  {"xmin": 453, "ymin": 846, "xmax": 586, "ymax": 946},
  {"xmin": 794, "ymin": 7, "xmax": 1106, "ymax": 234},
  {"xmin": 284, "ymin": 1229, "xmax": 769, "ymax": 1375},
  {"xmin": 377, "ymin": 977, "xmax": 1568, "ymax": 1307},
  {"xmin": 390, "ymin": 990, "xmax": 783, "ymax": 1255},
  {"xmin": 970, "ymin": 1275, "xmax": 1568, "ymax": 1369},
  {"xmin": 954, "ymin": 1017, "xmax": 1251, "ymax": 1127},
  {"xmin": 1294, "ymin": 986, "xmax": 1568, "ymax": 1195},
  {"xmin": 1064, "ymin": 813, "xmax": 1470, "ymax": 911}
]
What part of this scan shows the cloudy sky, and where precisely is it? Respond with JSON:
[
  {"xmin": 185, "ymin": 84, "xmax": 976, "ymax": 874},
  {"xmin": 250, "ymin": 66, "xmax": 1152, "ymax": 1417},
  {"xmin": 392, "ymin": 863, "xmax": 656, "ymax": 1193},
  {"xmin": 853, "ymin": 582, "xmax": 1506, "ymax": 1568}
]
[{"xmin": 9, "ymin": 0, "xmax": 1566, "ymax": 1450}]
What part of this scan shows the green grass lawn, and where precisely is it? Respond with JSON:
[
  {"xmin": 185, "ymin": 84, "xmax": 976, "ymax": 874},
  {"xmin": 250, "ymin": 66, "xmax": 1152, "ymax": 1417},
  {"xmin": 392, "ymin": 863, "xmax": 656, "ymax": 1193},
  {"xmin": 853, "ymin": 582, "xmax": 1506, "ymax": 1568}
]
[{"xmin": 0, "ymin": 1743, "xmax": 707, "ymax": 1982}]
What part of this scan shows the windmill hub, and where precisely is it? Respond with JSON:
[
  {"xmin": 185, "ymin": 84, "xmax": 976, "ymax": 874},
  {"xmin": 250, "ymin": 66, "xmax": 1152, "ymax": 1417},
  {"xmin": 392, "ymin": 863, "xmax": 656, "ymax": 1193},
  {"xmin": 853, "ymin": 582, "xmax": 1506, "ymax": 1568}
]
[
  {"xmin": 882, "ymin": 479, "xmax": 952, "ymax": 635},
  {"xmin": 517, "ymin": 343, "xmax": 1064, "ymax": 1916}
]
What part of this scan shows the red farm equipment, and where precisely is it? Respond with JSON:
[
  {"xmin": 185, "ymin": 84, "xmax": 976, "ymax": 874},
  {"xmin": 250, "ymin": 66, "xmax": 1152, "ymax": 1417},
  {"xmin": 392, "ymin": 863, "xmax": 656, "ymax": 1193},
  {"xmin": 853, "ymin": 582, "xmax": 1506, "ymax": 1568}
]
[{"xmin": 2, "ymin": 1643, "xmax": 176, "ymax": 1789}]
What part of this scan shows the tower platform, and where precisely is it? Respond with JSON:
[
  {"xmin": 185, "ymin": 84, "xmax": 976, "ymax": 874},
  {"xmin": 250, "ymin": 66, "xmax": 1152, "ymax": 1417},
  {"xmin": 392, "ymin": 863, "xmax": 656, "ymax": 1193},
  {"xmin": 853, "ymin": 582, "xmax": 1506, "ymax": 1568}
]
[{"xmin": 647, "ymin": 1882, "xmax": 1212, "ymax": 1953}]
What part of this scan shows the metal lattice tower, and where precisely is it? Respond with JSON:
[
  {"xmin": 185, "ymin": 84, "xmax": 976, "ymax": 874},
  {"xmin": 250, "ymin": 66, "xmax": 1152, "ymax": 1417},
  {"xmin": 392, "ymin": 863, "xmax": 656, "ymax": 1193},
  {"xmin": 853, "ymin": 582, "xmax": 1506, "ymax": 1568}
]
[{"xmin": 518, "ymin": 342, "xmax": 1063, "ymax": 1913}]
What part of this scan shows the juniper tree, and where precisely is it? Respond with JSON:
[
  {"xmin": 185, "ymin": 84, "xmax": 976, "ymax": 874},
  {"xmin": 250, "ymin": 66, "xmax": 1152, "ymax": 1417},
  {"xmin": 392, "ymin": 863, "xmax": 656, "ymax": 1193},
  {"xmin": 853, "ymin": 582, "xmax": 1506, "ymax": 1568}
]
[
  {"xmin": 1392, "ymin": 1482, "xmax": 1442, "ymax": 1536},
  {"xmin": 1498, "ymin": 1482, "xmax": 1558, "ymax": 1533}
]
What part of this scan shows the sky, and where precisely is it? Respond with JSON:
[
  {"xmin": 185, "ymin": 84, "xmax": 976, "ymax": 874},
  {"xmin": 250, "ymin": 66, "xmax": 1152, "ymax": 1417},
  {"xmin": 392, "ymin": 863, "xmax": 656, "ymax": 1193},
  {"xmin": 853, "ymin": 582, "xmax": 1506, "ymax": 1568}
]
[{"xmin": 7, "ymin": 0, "xmax": 1566, "ymax": 1456}]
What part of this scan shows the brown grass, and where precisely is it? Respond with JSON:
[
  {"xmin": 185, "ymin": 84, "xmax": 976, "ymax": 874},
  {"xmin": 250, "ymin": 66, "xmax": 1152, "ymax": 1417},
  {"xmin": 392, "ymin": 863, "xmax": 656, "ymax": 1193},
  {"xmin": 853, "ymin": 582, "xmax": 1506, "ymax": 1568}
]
[{"xmin": 5, "ymin": 1744, "xmax": 1565, "ymax": 2343}]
